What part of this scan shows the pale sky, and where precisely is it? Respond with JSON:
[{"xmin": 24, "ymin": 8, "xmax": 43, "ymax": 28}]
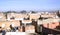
[{"xmin": 0, "ymin": 0, "xmax": 60, "ymax": 11}]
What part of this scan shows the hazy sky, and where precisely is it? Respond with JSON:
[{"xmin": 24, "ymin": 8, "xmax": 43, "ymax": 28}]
[{"xmin": 0, "ymin": 0, "xmax": 60, "ymax": 11}]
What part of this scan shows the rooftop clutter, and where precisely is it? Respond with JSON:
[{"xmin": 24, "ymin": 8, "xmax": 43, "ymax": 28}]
[{"xmin": 0, "ymin": 11, "xmax": 60, "ymax": 35}]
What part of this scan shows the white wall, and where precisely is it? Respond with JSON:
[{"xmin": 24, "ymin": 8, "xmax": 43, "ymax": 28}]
[{"xmin": 6, "ymin": 32, "xmax": 26, "ymax": 35}]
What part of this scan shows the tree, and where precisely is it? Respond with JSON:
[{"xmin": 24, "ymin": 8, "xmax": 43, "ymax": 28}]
[
  {"xmin": 20, "ymin": 10, "xmax": 27, "ymax": 13},
  {"xmin": 31, "ymin": 11, "xmax": 36, "ymax": 13}
]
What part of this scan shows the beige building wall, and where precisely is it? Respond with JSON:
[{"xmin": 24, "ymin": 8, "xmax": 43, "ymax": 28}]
[
  {"xmin": 38, "ymin": 18, "xmax": 60, "ymax": 29},
  {"xmin": 18, "ymin": 26, "xmax": 23, "ymax": 32},
  {"xmin": 43, "ymin": 22, "xmax": 59, "ymax": 29},
  {"xmin": 42, "ymin": 19, "xmax": 60, "ymax": 29},
  {"xmin": 22, "ymin": 20, "xmax": 32, "ymax": 24},
  {"xmin": 7, "ymin": 13, "xmax": 15, "ymax": 20},
  {"xmin": 41, "ymin": 14, "xmax": 56, "ymax": 18},
  {"xmin": 0, "ymin": 13, "xmax": 6, "ymax": 21},
  {"xmin": 7, "ymin": 13, "xmax": 28, "ymax": 20},
  {"xmin": 0, "ymin": 20, "xmax": 20, "ymax": 30},
  {"xmin": 29, "ymin": 14, "xmax": 40, "ymax": 20},
  {"xmin": 25, "ymin": 25, "xmax": 35, "ymax": 33},
  {"xmin": 15, "ymin": 14, "xmax": 28, "ymax": 20}
]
